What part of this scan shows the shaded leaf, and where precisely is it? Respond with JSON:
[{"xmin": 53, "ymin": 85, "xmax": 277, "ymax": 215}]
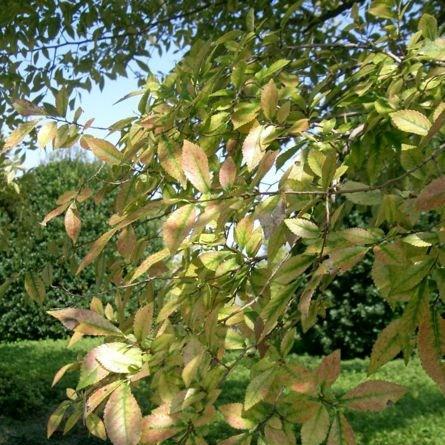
[
  {"xmin": 418, "ymin": 307, "xmax": 445, "ymax": 393},
  {"xmin": 301, "ymin": 404, "xmax": 329, "ymax": 445},
  {"xmin": 416, "ymin": 176, "xmax": 445, "ymax": 211},
  {"xmin": 344, "ymin": 380, "xmax": 406, "ymax": 411}
]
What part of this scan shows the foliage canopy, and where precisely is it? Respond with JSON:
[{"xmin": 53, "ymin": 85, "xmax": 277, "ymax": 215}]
[{"xmin": 3, "ymin": 1, "xmax": 445, "ymax": 444}]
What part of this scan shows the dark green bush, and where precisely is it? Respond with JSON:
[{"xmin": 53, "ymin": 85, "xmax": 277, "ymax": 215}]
[
  {"xmin": 296, "ymin": 208, "xmax": 393, "ymax": 359},
  {"xmin": 0, "ymin": 158, "xmax": 159, "ymax": 341},
  {"xmin": 297, "ymin": 253, "xmax": 393, "ymax": 359}
]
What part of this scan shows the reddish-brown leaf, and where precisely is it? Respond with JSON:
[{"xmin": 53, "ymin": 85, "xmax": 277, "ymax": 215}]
[
  {"xmin": 416, "ymin": 176, "xmax": 445, "ymax": 211},
  {"xmin": 47, "ymin": 308, "xmax": 121, "ymax": 336},
  {"xmin": 317, "ymin": 349, "xmax": 341, "ymax": 387},
  {"xmin": 64, "ymin": 204, "xmax": 81, "ymax": 244},
  {"xmin": 140, "ymin": 405, "xmax": 180, "ymax": 445},
  {"xmin": 343, "ymin": 380, "xmax": 406, "ymax": 411},
  {"xmin": 41, "ymin": 202, "xmax": 70, "ymax": 226},
  {"xmin": 219, "ymin": 156, "xmax": 237, "ymax": 189},
  {"xmin": 418, "ymin": 307, "xmax": 445, "ymax": 393}
]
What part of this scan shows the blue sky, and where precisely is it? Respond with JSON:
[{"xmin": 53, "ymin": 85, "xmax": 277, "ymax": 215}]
[{"xmin": 25, "ymin": 48, "xmax": 182, "ymax": 169}]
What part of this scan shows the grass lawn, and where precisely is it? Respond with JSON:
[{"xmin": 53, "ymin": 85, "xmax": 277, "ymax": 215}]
[{"xmin": 0, "ymin": 339, "xmax": 444, "ymax": 444}]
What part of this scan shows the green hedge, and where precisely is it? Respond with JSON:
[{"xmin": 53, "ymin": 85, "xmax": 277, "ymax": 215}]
[{"xmin": 0, "ymin": 159, "xmax": 159, "ymax": 341}]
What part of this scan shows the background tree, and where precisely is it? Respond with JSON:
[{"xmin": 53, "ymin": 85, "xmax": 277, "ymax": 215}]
[{"xmin": 3, "ymin": 1, "xmax": 445, "ymax": 444}]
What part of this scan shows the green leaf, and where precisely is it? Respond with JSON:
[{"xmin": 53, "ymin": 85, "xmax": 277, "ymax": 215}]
[
  {"xmin": 47, "ymin": 401, "xmax": 70, "ymax": 438},
  {"xmin": 301, "ymin": 404, "xmax": 329, "ymax": 445},
  {"xmin": 390, "ymin": 110, "xmax": 431, "ymax": 136},
  {"xmin": 255, "ymin": 59, "xmax": 290, "ymax": 81},
  {"xmin": 104, "ymin": 384, "xmax": 142, "ymax": 445},
  {"xmin": 368, "ymin": 319, "xmax": 403, "ymax": 374},
  {"xmin": 419, "ymin": 38, "xmax": 445, "ymax": 62},
  {"xmin": 419, "ymin": 14, "xmax": 438, "ymax": 41},
  {"xmin": 327, "ymin": 413, "xmax": 356, "ymax": 445},
  {"xmin": 341, "ymin": 181, "xmax": 382, "ymax": 206},
  {"xmin": 261, "ymin": 79, "xmax": 278, "ymax": 120},
  {"xmin": 275, "ymin": 255, "xmax": 314, "ymax": 284},
  {"xmin": 24, "ymin": 272, "xmax": 46, "ymax": 303},
  {"xmin": 133, "ymin": 304, "xmax": 153, "ymax": 344},
  {"xmin": 244, "ymin": 368, "xmax": 275, "ymax": 410},
  {"xmin": 86, "ymin": 413, "xmax": 107, "ymax": 440}
]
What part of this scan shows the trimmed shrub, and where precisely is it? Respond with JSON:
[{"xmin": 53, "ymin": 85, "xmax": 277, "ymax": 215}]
[{"xmin": 0, "ymin": 159, "xmax": 159, "ymax": 341}]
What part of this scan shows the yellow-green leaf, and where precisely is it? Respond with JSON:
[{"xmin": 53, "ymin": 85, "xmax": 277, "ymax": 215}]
[
  {"xmin": 4, "ymin": 120, "xmax": 40, "ymax": 149},
  {"xmin": 104, "ymin": 384, "xmax": 142, "ymax": 445},
  {"xmin": 242, "ymin": 125, "xmax": 277, "ymax": 171},
  {"xmin": 244, "ymin": 368, "xmax": 275, "ymax": 410},
  {"xmin": 284, "ymin": 218, "xmax": 320, "ymax": 239},
  {"xmin": 133, "ymin": 304, "xmax": 153, "ymax": 344},
  {"xmin": 24, "ymin": 272, "xmax": 46, "ymax": 303},
  {"xmin": 82, "ymin": 136, "xmax": 124, "ymax": 165},
  {"xmin": 95, "ymin": 342, "xmax": 143, "ymax": 374},
  {"xmin": 162, "ymin": 204, "xmax": 196, "ymax": 253},
  {"xmin": 261, "ymin": 79, "xmax": 278, "ymax": 120},
  {"xmin": 182, "ymin": 140, "xmax": 211, "ymax": 192},
  {"xmin": 390, "ymin": 110, "xmax": 431, "ymax": 136}
]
